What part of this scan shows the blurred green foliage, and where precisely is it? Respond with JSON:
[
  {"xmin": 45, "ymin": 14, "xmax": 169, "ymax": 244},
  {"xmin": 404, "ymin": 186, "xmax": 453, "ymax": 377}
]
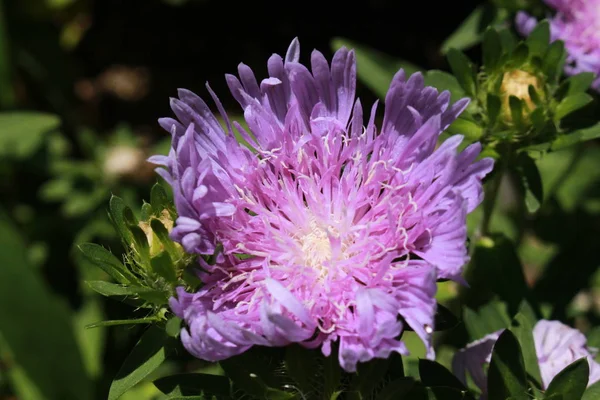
[{"xmin": 1, "ymin": 0, "xmax": 600, "ymax": 398}]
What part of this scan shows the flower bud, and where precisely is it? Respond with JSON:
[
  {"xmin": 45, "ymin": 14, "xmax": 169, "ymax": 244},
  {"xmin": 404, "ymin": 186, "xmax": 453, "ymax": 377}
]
[{"xmin": 500, "ymin": 69, "xmax": 542, "ymax": 122}]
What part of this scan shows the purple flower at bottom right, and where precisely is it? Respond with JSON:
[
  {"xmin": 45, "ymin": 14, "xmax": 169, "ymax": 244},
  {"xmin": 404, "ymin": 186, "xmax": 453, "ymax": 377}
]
[{"xmin": 452, "ymin": 320, "xmax": 600, "ymax": 398}]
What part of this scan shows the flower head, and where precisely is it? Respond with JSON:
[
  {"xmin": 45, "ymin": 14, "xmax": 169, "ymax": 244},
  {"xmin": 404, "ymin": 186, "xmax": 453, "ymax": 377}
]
[
  {"xmin": 151, "ymin": 39, "xmax": 493, "ymax": 372},
  {"xmin": 516, "ymin": 0, "xmax": 600, "ymax": 90},
  {"xmin": 452, "ymin": 320, "xmax": 600, "ymax": 398}
]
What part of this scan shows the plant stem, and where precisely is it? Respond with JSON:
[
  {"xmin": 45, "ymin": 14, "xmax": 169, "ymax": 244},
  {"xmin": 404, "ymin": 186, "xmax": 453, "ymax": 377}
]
[{"xmin": 480, "ymin": 161, "xmax": 504, "ymax": 237}]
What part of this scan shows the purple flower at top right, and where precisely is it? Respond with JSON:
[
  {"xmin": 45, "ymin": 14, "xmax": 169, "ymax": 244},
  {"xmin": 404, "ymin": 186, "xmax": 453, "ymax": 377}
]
[{"xmin": 516, "ymin": 0, "xmax": 600, "ymax": 91}]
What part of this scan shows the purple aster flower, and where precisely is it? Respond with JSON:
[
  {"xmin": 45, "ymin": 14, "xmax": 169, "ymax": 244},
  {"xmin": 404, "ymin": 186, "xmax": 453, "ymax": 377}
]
[
  {"xmin": 516, "ymin": 0, "xmax": 600, "ymax": 90},
  {"xmin": 150, "ymin": 39, "xmax": 493, "ymax": 372},
  {"xmin": 452, "ymin": 320, "xmax": 600, "ymax": 398}
]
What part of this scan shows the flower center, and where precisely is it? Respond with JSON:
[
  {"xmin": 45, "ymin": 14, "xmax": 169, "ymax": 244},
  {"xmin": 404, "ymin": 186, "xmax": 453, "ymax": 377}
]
[{"xmin": 298, "ymin": 220, "xmax": 332, "ymax": 269}]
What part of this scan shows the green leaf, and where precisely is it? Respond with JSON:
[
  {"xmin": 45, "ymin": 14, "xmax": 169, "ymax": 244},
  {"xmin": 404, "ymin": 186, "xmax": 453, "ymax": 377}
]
[
  {"xmin": 483, "ymin": 28, "xmax": 503, "ymax": 72},
  {"xmin": 516, "ymin": 152, "xmax": 544, "ymax": 213},
  {"xmin": 0, "ymin": 210, "xmax": 92, "ymax": 400},
  {"xmin": 374, "ymin": 378, "xmax": 416, "ymax": 400},
  {"xmin": 424, "ymin": 70, "xmax": 466, "ymax": 102},
  {"xmin": 583, "ymin": 381, "xmax": 600, "ymax": 400},
  {"xmin": 434, "ymin": 303, "xmax": 460, "ymax": 331},
  {"xmin": 151, "ymin": 218, "xmax": 180, "ymax": 264},
  {"xmin": 108, "ymin": 326, "xmax": 168, "ymax": 400},
  {"xmin": 463, "ymin": 301, "xmax": 511, "ymax": 341},
  {"xmin": 509, "ymin": 96, "xmax": 524, "ymax": 128},
  {"xmin": 441, "ymin": 5, "xmax": 498, "ymax": 54},
  {"xmin": 555, "ymin": 93, "xmax": 593, "ymax": 120},
  {"xmin": 150, "ymin": 183, "xmax": 171, "ymax": 215},
  {"xmin": 331, "ymin": 37, "xmax": 421, "ymax": 100},
  {"xmin": 509, "ymin": 43, "xmax": 529, "ymax": 68},
  {"xmin": 86, "ymin": 317, "xmax": 159, "ymax": 329},
  {"xmin": 79, "ymin": 243, "xmax": 137, "ymax": 284},
  {"xmin": 109, "ymin": 196, "xmax": 135, "ymax": 244},
  {"xmin": 447, "ymin": 49, "xmax": 477, "ymax": 96},
  {"xmin": 141, "ymin": 203, "xmax": 153, "ymax": 221},
  {"xmin": 151, "ymin": 251, "xmax": 177, "ymax": 284},
  {"xmin": 165, "ymin": 317, "xmax": 182, "ymax": 338},
  {"xmin": 418, "ymin": 359, "xmax": 467, "ymax": 391},
  {"xmin": 86, "ymin": 281, "xmax": 168, "ymax": 305},
  {"xmin": 154, "ymin": 373, "xmax": 231, "ymax": 398},
  {"xmin": 566, "ymin": 73, "xmax": 595, "ymax": 97},
  {"xmin": 526, "ymin": 21, "xmax": 550, "ymax": 57},
  {"xmin": 543, "ymin": 40, "xmax": 566, "ymax": 83},
  {"xmin": 551, "ymin": 122, "xmax": 600, "ymax": 150},
  {"xmin": 0, "ymin": 112, "xmax": 60, "ymax": 158},
  {"xmin": 509, "ymin": 311, "xmax": 542, "ymax": 387},
  {"xmin": 284, "ymin": 345, "xmax": 318, "ymax": 394},
  {"xmin": 446, "ymin": 117, "xmax": 483, "ymax": 141},
  {"xmin": 545, "ymin": 358, "xmax": 589, "ymax": 400},
  {"xmin": 130, "ymin": 224, "xmax": 151, "ymax": 266},
  {"xmin": 487, "ymin": 93, "xmax": 502, "ymax": 128},
  {"xmin": 487, "ymin": 330, "xmax": 528, "ymax": 400}
]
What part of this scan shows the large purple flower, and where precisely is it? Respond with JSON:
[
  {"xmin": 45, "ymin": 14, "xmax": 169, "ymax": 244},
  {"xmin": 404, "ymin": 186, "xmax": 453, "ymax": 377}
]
[
  {"xmin": 150, "ymin": 39, "xmax": 493, "ymax": 372},
  {"xmin": 453, "ymin": 320, "xmax": 600, "ymax": 398},
  {"xmin": 516, "ymin": 0, "xmax": 600, "ymax": 90}
]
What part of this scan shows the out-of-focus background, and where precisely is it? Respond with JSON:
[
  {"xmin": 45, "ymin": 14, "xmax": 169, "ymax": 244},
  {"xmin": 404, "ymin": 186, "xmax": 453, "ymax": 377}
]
[{"xmin": 4, "ymin": 0, "xmax": 600, "ymax": 399}]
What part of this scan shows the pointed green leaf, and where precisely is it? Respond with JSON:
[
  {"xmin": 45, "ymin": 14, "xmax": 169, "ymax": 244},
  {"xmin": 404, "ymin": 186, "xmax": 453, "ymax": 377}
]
[
  {"xmin": 150, "ymin": 218, "xmax": 180, "ymax": 263},
  {"xmin": 446, "ymin": 117, "xmax": 483, "ymax": 141},
  {"xmin": 85, "ymin": 281, "xmax": 168, "ymax": 305},
  {"xmin": 79, "ymin": 243, "xmax": 137, "ymax": 284},
  {"xmin": 150, "ymin": 183, "xmax": 171, "ymax": 215},
  {"xmin": 583, "ymin": 381, "xmax": 600, "ymax": 400},
  {"xmin": 483, "ymin": 28, "xmax": 503, "ymax": 72},
  {"xmin": 565, "ymin": 73, "xmax": 595, "ymax": 97},
  {"xmin": 555, "ymin": 93, "xmax": 593, "ymax": 120},
  {"xmin": 509, "ymin": 96, "xmax": 524, "ymax": 128},
  {"xmin": 151, "ymin": 251, "xmax": 177, "ymax": 284},
  {"xmin": 487, "ymin": 330, "xmax": 528, "ymax": 400},
  {"xmin": 108, "ymin": 326, "xmax": 167, "ymax": 400},
  {"xmin": 545, "ymin": 358, "xmax": 589, "ymax": 400},
  {"xmin": 109, "ymin": 196, "xmax": 134, "ymax": 243},
  {"xmin": 441, "ymin": 5, "xmax": 500, "ymax": 54},
  {"xmin": 86, "ymin": 317, "xmax": 159, "ymax": 329},
  {"xmin": 141, "ymin": 203, "xmax": 153, "ymax": 221},
  {"xmin": 130, "ymin": 225, "xmax": 151, "ymax": 266},
  {"xmin": 526, "ymin": 21, "xmax": 550, "ymax": 57},
  {"xmin": 424, "ymin": 70, "xmax": 466, "ymax": 102},
  {"xmin": 510, "ymin": 43, "xmax": 529, "ymax": 68},
  {"xmin": 551, "ymin": 122, "xmax": 600, "ymax": 150},
  {"xmin": 0, "ymin": 211, "xmax": 92, "ymax": 400},
  {"xmin": 487, "ymin": 93, "xmax": 502, "ymax": 127},
  {"xmin": 509, "ymin": 310, "xmax": 542, "ymax": 386},
  {"xmin": 543, "ymin": 40, "xmax": 566, "ymax": 83},
  {"xmin": 447, "ymin": 49, "xmax": 477, "ymax": 96},
  {"xmin": 463, "ymin": 301, "xmax": 511, "ymax": 340},
  {"xmin": 516, "ymin": 152, "xmax": 544, "ymax": 213}
]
